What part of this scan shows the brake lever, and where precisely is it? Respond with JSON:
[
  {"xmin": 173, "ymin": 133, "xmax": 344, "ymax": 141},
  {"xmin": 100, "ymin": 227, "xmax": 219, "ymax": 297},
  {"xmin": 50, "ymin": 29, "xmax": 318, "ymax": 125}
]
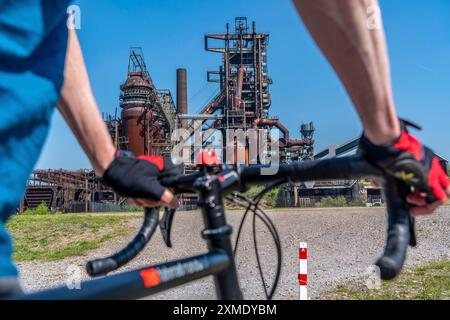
[
  {"xmin": 376, "ymin": 176, "xmax": 419, "ymax": 280},
  {"xmin": 389, "ymin": 178, "xmax": 417, "ymax": 248},
  {"xmin": 408, "ymin": 185, "xmax": 418, "ymax": 247},
  {"xmin": 159, "ymin": 207, "xmax": 176, "ymax": 248}
]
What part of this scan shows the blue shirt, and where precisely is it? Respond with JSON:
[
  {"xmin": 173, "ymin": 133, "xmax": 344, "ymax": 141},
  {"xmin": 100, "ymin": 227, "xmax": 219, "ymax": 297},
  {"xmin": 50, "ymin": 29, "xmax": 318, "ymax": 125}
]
[{"xmin": 0, "ymin": 0, "xmax": 71, "ymax": 277}]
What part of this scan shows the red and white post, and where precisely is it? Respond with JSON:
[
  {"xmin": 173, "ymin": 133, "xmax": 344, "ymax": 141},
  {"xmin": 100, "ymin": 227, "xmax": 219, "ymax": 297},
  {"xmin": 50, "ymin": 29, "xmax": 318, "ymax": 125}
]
[{"xmin": 298, "ymin": 242, "xmax": 308, "ymax": 300}]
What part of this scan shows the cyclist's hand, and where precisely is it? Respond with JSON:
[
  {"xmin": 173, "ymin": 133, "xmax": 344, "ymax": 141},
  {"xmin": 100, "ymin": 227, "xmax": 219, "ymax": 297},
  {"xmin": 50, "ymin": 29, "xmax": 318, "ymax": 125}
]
[
  {"xmin": 102, "ymin": 151, "xmax": 182, "ymax": 209},
  {"xmin": 359, "ymin": 120, "xmax": 450, "ymax": 216}
]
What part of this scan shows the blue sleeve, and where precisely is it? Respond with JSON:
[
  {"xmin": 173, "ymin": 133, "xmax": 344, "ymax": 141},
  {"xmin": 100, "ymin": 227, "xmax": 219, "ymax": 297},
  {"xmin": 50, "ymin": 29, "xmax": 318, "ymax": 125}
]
[
  {"xmin": 0, "ymin": 0, "xmax": 71, "ymax": 61},
  {"xmin": 0, "ymin": 0, "xmax": 72, "ymax": 93}
]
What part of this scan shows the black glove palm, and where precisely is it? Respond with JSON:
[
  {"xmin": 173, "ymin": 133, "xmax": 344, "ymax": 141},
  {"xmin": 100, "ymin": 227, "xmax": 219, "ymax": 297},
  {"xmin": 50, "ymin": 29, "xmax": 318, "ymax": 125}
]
[{"xmin": 102, "ymin": 151, "xmax": 182, "ymax": 201}]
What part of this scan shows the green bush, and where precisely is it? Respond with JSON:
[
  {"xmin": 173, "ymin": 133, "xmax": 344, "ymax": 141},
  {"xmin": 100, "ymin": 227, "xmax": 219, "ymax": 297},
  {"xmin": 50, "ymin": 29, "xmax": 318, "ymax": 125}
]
[
  {"xmin": 244, "ymin": 185, "xmax": 265, "ymax": 199},
  {"xmin": 121, "ymin": 204, "xmax": 143, "ymax": 212},
  {"xmin": 349, "ymin": 198, "xmax": 367, "ymax": 207},
  {"xmin": 265, "ymin": 187, "xmax": 281, "ymax": 207},
  {"xmin": 243, "ymin": 185, "xmax": 281, "ymax": 208},
  {"xmin": 23, "ymin": 202, "xmax": 51, "ymax": 215},
  {"xmin": 317, "ymin": 196, "xmax": 348, "ymax": 207}
]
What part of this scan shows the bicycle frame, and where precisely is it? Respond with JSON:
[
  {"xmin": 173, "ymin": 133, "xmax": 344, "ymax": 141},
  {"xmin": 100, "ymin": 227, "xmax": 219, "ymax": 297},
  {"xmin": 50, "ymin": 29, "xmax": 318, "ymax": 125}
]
[{"xmin": 11, "ymin": 155, "xmax": 415, "ymax": 300}]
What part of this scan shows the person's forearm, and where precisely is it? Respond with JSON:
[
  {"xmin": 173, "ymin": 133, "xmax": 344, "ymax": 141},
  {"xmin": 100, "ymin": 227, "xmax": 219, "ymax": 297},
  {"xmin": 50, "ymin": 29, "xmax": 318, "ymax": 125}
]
[
  {"xmin": 293, "ymin": 0, "xmax": 400, "ymax": 144},
  {"xmin": 58, "ymin": 28, "xmax": 115, "ymax": 176}
]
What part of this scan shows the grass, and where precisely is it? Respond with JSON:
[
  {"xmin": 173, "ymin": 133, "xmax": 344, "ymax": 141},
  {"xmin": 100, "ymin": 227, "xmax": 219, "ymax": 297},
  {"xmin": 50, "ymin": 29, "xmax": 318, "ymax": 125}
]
[
  {"xmin": 7, "ymin": 213, "xmax": 135, "ymax": 261},
  {"xmin": 322, "ymin": 261, "xmax": 450, "ymax": 300}
]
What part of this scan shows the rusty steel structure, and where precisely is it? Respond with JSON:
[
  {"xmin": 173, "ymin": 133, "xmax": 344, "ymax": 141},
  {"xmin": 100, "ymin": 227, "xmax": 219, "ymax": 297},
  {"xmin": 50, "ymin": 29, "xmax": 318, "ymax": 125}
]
[
  {"xmin": 103, "ymin": 18, "xmax": 314, "ymax": 210},
  {"xmin": 104, "ymin": 18, "xmax": 314, "ymax": 163},
  {"xmin": 22, "ymin": 17, "xmax": 317, "ymax": 213},
  {"xmin": 23, "ymin": 169, "xmax": 115, "ymax": 212},
  {"xmin": 203, "ymin": 17, "xmax": 272, "ymax": 127},
  {"xmin": 116, "ymin": 47, "xmax": 178, "ymax": 156},
  {"xmin": 179, "ymin": 17, "xmax": 315, "ymax": 163},
  {"xmin": 106, "ymin": 17, "xmax": 316, "ymax": 210}
]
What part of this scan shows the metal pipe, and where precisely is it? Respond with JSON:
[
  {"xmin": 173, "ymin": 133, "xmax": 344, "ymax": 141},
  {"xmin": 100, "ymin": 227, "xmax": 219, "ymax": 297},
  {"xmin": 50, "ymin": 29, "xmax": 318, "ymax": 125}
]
[
  {"xmin": 178, "ymin": 114, "xmax": 224, "ymax": 120},
  {"xmin": 176, "ymin": 68, "xmax": 188, "ymax": 128},
  {"xmin": 253, "ymin": 118, "xmax": 290, "ymax": 142},
  {"xmin": 253, "ymin": 118, "xmax": 313, "ymax": 147},
  {"xmin": 234, "ymin": 67, "xmax": 245, "ymax": 109}
]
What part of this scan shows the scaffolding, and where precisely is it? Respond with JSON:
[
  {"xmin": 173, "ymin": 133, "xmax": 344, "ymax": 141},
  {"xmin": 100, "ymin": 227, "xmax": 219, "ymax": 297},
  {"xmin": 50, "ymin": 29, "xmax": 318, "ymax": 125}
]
[
  {"xmin": 24, "ymin": 169, "xmax": 109, "ymax": 212},
  {"xmin": 204, "ymin": 17, "xmax": 271, "ymax": 129}
]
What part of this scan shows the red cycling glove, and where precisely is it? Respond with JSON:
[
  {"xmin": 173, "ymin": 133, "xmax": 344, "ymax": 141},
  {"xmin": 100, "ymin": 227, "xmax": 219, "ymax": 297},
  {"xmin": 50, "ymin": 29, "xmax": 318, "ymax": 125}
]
[{"xmin": 359, "ymin": 120, "xmax": 450, "ymax": 203}]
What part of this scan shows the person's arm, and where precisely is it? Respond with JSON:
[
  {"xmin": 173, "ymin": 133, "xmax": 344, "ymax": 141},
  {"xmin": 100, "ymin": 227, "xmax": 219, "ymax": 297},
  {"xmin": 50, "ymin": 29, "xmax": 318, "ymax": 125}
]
[
  {"xmin": 293, "ymin": 0, "xmax": 450, "ymax": 214},
  {"xmin": 57, "ymin": 29, "xmax": 115, "ymax": 176},
  {"xmin": 58, "ymin": 28, "xmax": 176, "ymax": 208},
  {"xmin": 293, "ymin": 0, "xmax": 399, "ymax": 145}
]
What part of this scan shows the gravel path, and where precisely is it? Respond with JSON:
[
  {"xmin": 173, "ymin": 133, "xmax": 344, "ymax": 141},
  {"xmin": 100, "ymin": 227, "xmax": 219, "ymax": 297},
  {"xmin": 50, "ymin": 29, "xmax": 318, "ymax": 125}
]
[{"xmin": 16, "ymin": 206, "xmax": 449, "ymax": 299}]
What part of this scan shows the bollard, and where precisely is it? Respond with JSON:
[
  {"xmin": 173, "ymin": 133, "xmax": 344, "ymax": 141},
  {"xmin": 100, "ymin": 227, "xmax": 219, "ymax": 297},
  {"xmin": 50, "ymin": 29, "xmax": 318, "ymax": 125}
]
[{"xmin": 299, "ymin": 242, "xmax": 308, "ymax": 300}]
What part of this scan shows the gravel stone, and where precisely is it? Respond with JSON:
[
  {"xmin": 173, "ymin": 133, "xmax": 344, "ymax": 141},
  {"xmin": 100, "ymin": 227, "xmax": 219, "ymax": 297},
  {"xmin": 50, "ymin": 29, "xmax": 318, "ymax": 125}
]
[{"xmin": 16, "ymin": 206, "xmax": 450, "ymax": 300}]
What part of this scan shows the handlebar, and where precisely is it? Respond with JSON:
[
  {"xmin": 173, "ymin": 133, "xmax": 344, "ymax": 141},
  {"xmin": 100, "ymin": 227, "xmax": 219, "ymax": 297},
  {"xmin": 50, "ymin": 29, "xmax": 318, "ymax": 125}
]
[
  {"xmin": 86, "ymin": 207, "xmax": 159, "ymax": 277},
  {"xmin": 87, "ymin": 155, "xmax": 416, "ymax": 280}
]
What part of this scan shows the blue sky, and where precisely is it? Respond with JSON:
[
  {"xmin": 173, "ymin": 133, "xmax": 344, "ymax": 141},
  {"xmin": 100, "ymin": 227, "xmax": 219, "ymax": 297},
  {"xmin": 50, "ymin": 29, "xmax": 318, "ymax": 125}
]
[{"xmin": 36, "ymin": 0, "xmax": 450, "ymax": 169}]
